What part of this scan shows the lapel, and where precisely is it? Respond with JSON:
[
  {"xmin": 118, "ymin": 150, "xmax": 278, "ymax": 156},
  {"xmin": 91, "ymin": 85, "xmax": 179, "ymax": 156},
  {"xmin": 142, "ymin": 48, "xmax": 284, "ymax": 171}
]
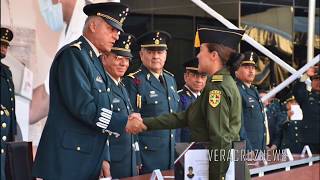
[
  {"xmin": 184, "ymin": 86, "xmax": 196, "ymax": 100},
  {"xmin": 80, "ymin": 36, "xmax": 107, "ymax": 84},
  {"xmin": 141, "ymin": 66, "xmax": 166, "ymax": 93}
]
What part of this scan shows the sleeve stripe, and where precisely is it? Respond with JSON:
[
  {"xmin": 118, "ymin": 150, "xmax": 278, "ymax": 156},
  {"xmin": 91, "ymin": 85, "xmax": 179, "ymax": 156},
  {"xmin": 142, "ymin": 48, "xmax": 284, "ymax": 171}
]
[
  {"xmin": 101, "ymin": 112, "xmax": 112, "ymax": 119},
  {"xmin": 96, "ymin": 122, "xmax": 108, "ymax": 129},
  {"xmin": 101, "ymin": 108, "xmax": 112, "ymax": 115},
  {"xmin": 99, "ymin": 117, "xmax": 111, "ymax": 124}
]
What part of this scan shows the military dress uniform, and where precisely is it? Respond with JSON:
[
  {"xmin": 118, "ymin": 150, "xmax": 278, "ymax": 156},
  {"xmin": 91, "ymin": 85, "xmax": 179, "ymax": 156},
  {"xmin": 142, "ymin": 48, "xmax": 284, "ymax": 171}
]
[
  {"xmin": 236, "ymin": 52, "xmax": 266, "ymax": 152},
  {"xmin": 32, "ymin": 3, "xmax": 130, "ymax": 180},
  {"xmin": 1, "ymin": 27, "xmax": 16, "ymax": 180},
  {"xmin": 293, "ymin": 80, "xmax": 320, "ymax": 153},
  {"xmin": 176, "ymin": 86, "xmax": 197, "ymax": 142},
  {"xmin": 123, "ymin": 65, "xmax": 179, "ymax": 173},
  {"xmin": 104, "ymin": 33, "xmax": 140, "ymax": 178},
  {"xmin": 144, "ymin": 26, "xmax": 250, "ymax": 180},
  {"xmin": 123, "ymin": 31, "xmax": 179, "ymax": 174},
  {"xmin": 265, "ymin": 99, "xmax": 288, "ymax": 147}
]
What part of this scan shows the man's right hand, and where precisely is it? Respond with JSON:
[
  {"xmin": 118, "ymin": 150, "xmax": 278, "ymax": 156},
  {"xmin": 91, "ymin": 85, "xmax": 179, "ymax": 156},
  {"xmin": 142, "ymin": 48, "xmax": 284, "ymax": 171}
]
[{"xmin": 125, "ymin": 113, "xmax": 147, "ymax": 134}]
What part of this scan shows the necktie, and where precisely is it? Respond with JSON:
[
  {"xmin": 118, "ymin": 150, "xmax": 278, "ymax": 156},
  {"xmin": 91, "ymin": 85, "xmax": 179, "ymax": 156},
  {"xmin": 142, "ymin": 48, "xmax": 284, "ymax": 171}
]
[{"xmin": 159, "ymin": 75, "xmax": 166, "ymax": 89}]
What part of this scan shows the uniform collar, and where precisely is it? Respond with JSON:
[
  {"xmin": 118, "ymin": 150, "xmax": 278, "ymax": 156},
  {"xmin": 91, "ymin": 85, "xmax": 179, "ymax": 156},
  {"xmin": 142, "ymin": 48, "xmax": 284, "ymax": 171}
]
[
  {"xmin": 105, "ymin": 70, "xmax": 120, "ymax": 86},
  {"xmin": 184, "ymin": 85, "xmax": 200, "ymax": 97},
  {"xmin": 83, "ymin": 36, "xmax": 100, "ymax": 57}
]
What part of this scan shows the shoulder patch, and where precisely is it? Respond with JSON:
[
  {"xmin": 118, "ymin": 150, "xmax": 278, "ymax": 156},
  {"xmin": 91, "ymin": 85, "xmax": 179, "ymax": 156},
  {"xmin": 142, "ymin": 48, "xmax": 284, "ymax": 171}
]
[
  {"xmin": 127, "ymin": 69, "xmax": 141, "ymax": 79},
  {"xmin": 164, "ymin": 69, "xmax": 174, "ymax": 77},
  {"xmin": 70, "ymin": 41, "xmax": 82, "ymax": 50},
  {"xmin": 211, "ymin": 75, "xmax": 223, "ymax": 82},
  {"xmin": 209, "ymin": 90, "xmax": 222, "ymax": 108}
]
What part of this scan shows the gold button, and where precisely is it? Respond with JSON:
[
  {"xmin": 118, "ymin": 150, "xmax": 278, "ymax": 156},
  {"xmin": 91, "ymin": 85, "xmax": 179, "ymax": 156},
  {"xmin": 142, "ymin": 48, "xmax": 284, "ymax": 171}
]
[
  {"xmin": 295, "ymin": 127, "xmax": 298, "ymax": 130},
  {"xmin": 12, "ymin": 108, "xmax": 14, "ymax": 111},
  {"xmin": 9, "ymin": 88, "xmax": 12, "ymax": 92},
  {"xmin": 98, "ymin": 89, "xmax": 102, "ymax": 93},
  {"xmin": 155, "ymin": 101, "xmax": 158, "ymax": 104},
  {"xmin": 144, "ymin": 146, "xmax": 148, "ymax": 150},
  {"xmin": 170, "ymin": 109, "xmax": 173, "ymax": 113},
  {"xmin": 168, "ymin": 97, "xmax": 171, "ymax": 100},
  {"xmin": 10, "ymin": 98, "xmax": 13, "ymax": 101},
  {"xmin": 0, "ymin": 111, "xmax": 3, "ymax": 115},
  {"xmin": 76, "ymin": 146, "xmax": 81, "ymax": 151},
  {"xmin": 1, "ymin": 149, "xmax": 4, "ymax": 154},
  {"xmin": 2, "ymin": 136, "xmax": 6, "ymax": 141},
  {"xmin": 2, "ymin": 123, "xmax": 6, "ymax": 128},
  {"xmin": 107, "ymin": 88, "xmax": 110, "ymax": 92},
  {"xmin": 171, "ymin": 134, "xmax": 173, "ymax": 138},
  {"xmin": 295, "ymin": 133, "xmax": 298, "ymax": 136}
]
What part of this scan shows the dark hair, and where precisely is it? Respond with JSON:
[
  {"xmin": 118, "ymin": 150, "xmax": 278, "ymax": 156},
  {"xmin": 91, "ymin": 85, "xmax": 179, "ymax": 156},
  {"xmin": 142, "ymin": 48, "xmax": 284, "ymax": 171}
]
[{"xmin": 206, "ymin": 43, "xmax": 236, "ymax": 66}]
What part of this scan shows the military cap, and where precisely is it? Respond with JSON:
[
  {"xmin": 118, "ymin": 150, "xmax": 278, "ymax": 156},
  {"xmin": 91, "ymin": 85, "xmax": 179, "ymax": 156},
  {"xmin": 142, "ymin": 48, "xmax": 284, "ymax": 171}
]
[
  {"xmin": 194, "ymin": 25, "xmax": 244, "ymax": 50},
  {"xmin": 111, "ymin": 33, "xmax": 135, "ymax": 58},
  {"xmin": 239, "ymin": 51, "xmax": 259, "ymax": 66},
  {"xmin": 184, "ymin": 58, "xmax": 199, "ymax": 71},
  {"xmin": 83, "ymin": 2, "xmax": 129, "ymax": 32},
  {"xmin": 138, "ymin": 31, "xmax": 171, "ymax": 51},
  {"xmin": 1, "ymin": 27, "xmax": 14, "ymax": 46}
]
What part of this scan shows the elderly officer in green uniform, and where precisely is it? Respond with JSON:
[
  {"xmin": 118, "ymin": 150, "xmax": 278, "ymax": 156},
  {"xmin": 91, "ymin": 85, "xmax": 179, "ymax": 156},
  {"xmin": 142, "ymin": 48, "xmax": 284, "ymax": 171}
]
[
  {"xmin": 32, "ymin": 3, "xmax": 146, "ymax": 180},
  {"xmin": 1, "ymin": 27, "xmax": 16, "ymax": 180},
  {"xmin": 100, "ymin": 33, "xmax": 141, "ymax": 178},
  {"xmin": 123, "ymin": 31, "xmax": 180, "ymax": 174},
  {"xmin": 235, "ymin": 51, "xmax": 267, "ymax": 152},
  {"xmin": 127, "ymin": 25, "xmax": 251, "ymax": 180}
]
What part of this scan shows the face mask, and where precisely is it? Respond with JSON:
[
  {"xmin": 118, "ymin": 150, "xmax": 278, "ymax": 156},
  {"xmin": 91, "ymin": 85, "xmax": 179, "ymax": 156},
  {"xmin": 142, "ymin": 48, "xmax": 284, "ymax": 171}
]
[{"xmin": 39, "ymin": 0, "xmax": 64, "ymax": 32}]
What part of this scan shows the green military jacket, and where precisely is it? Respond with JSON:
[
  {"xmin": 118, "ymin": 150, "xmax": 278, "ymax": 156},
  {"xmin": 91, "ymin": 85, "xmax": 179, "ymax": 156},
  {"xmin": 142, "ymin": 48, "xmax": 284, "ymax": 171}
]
[{"xmin": 144, "ymin": 68, "xmax": 250, "ymax": 180}]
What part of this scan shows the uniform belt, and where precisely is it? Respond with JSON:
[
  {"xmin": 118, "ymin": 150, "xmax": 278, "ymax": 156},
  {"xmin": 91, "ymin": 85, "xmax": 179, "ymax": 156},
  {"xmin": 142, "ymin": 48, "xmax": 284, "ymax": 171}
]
[{"xmin": 0, "ymin": 104, "xmax": 10, "ymax": 116}]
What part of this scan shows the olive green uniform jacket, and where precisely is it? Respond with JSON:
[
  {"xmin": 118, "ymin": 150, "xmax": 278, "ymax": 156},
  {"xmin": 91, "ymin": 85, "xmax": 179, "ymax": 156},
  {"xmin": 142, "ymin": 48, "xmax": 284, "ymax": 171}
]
[{"xmin": 144, "ymin": 68, "xmax": 250, "ymax": 180}]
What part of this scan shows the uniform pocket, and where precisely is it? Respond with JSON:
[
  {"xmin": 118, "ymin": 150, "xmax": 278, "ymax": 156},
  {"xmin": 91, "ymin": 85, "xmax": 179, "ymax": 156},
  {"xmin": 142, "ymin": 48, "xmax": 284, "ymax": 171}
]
[
  {"xmin": 139, "ymin": 136, "xmax": 165, "ymax": 151},
  {"xmin": 61, "ymin": 131, "xmax": 95, "ymax": 154}
]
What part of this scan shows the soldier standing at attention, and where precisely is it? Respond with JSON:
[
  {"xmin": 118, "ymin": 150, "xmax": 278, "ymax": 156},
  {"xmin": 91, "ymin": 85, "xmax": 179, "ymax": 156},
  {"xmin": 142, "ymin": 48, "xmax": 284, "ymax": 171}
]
[
  {"xmin": 235, "ymin": 51, "xmax": 267, "ymax": 152},
  {"xmin": 100, "ymin": 33, "xmax": 141, "ymax": 178},
  {"xmin": 0, "ymin": 27, "xmax": 16, "ymax": 180},
  {"xmin": 32, "ymin": 3, "xmax": 146, "ymax": 180},
  {"xmin": 176, "ymin": 57, "xmax": 207, "ymax": 142},
  {"xmin": 123, "ymin": 31, "xmax": 180, "ymax": 174},
  {"xmin": 129, "ymin": 25, "xmax": 251, "ymax": 180}
]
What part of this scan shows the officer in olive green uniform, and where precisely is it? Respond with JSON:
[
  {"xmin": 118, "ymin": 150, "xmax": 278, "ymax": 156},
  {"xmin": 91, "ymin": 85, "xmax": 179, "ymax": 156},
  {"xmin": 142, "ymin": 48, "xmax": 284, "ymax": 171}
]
[
  {"xmin": 102, "ymin": 33, "xmax": 140, "ymax": 178},
  {"xmin": 32, "ymin": 3, "xmax": 131, "ymax": 180},
  {"xmin": 142, "ymin": 26, "xmax": 250, "ymax": 180},
  {"xmin": 123, "ymin": 31, "xmax": 179, "ymax": 174},
  {"xmin": 1, "ymin": 27, "xmax": 16, "ymax": 180}
]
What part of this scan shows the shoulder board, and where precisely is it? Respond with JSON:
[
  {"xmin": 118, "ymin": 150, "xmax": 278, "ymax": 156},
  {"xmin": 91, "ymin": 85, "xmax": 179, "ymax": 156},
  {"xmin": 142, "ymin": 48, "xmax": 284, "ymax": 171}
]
[
  {"xmin": 127, "ymin": 69, "xmax": 142, "ymax": 79},
  {"xmin": 211, "ymin": 75, "xmax": 223, "ymax": 82},
  {"xmin": 70, "ymin": 41, "xmax": 82, "ymax": 50},
  {"xmin": 163, "ymin": 69, "xmax": 174, "ymax": 77}
]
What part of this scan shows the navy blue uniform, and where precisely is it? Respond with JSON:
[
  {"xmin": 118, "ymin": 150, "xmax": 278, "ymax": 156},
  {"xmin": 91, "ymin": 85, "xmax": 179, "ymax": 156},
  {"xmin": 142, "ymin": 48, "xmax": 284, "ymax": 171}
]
[
  {"xmin": 32, "ymin": 36, "xmax": 129, "ymax": 180},
  {"xmin": 1, "ymin": 62, "xmax": 17, "ymax": 180},
  {"xmin": 176, "ymin": 86, "xmax": 197, "ymax": 142},
  {"xmin": 123, "ymin": 65, "xmax": 179, "ymax": 174},
  {"xmin": 293, "ymin": 81, "xmax": 320, "ymax": 153},
  {"xmin": 265, "ymin": 99, "xmax": 288, "ymax": 147},
  {"xmin": 237, "ymin": 80, "xmax": 266, "ymax": 151},
  {"xmin": 106, "ymin": 74, "xmax": 139, "ymax": 178}
]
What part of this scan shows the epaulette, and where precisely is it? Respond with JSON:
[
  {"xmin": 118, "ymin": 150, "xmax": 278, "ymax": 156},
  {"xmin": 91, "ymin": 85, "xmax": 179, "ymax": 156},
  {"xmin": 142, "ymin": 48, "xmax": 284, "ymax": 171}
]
[
  {"xmin": 164, "ymin": 69, "xmax": 174, "ymax": 77},
  {"xmin": 127, "ymin": 69, "xmax": 141, "ymax": 79},
  {"xmin": 211, "ymin": 75, "xmax": 223, "ymax": 82},
  {"xmin": 70, "ymin": 41, "xmax": 82, "ymax": 50}
]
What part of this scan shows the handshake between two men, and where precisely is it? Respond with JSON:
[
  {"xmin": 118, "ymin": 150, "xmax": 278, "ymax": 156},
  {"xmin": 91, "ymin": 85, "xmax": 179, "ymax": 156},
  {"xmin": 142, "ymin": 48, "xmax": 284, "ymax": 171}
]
[{"xmin": 125, "ymin": 113, "xmax": 147, "ymax": 134}]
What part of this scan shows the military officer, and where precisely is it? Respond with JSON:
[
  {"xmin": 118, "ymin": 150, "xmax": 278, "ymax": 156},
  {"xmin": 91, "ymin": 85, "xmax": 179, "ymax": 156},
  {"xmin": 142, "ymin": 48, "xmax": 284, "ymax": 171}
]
[
  {"xmin": 235, "ymin": 51, "xmax": 266, "ymax": 152},
  {"xmin": 279, "ymin": 96, "xmax": 304, "ymax": 153},
  {"xmin": 176, "ymin": 57, "xmax": 207, "ymax": 142},
  {"xmin": 259, "ymin": 91, "xmax": 288, "ymax": 150},
  {"xmin": 123, "ymin": 31, "xmax": 180, "ymax": 174},
  {"xmin": 131, "ymin": 25, "xmax": 251, "ymax": 180},
  {"xmin": 1, "ymin": 27, "xmax": 16, "ymax": 180},
  {"xmin": 100, "ymin": 33, "xmax": 140, "ymax": 178},
  {"xmin": 32, "ymin": 3, "xmax": 145, "ymax": 180},
  {"xmin": 292, "ymin": 65, "xmax": 320, "ymax": 153}
]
